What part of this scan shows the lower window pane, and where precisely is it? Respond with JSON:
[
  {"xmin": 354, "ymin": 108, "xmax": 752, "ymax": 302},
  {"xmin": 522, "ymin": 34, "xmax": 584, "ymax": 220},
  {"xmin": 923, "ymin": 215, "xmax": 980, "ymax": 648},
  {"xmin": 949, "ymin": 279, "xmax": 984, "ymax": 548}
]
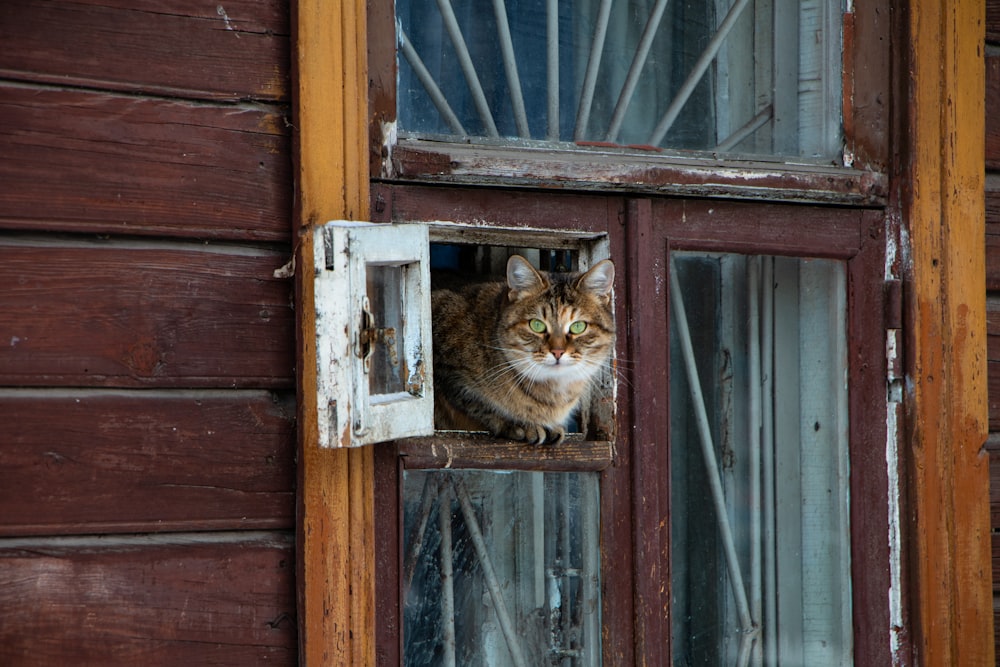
[
  {"xmin": 670, "ymin": 253, "xmax": 852, "ymax": 664},
  {"xmin": 403, "ymin": 469, "xmax": 601, "ymax": 666}
]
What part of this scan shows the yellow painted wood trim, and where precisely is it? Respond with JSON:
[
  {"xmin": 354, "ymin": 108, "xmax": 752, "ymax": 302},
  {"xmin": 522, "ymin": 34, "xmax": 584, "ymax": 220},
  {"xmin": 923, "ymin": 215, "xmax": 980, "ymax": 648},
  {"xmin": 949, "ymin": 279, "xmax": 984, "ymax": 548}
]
[
  {"xmin": 905, "ymin": 0, "xmax": 993, "ymax": 663},
  {"xmin": 293, "ymin": 0, "xmax": 373, "ymax": 665}
]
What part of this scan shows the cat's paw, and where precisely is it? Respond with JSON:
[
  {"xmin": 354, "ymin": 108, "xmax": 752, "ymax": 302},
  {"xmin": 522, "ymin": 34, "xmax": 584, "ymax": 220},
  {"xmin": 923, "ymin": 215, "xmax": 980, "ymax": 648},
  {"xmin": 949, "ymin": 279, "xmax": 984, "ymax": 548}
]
[
  {"xmin": 543, "ymin": 426, "xmax": 565, "ymax": 445},
  {"xmin": 522, "ymin": 424, "xmax": 548, "ymax": 446},
  {"xmin": 522, "ymin": 424, "xmax": 564, "ymax": 446},
  {"xmin": 498, "ymin": 423, "xmax": 564, "ymax": 446}
]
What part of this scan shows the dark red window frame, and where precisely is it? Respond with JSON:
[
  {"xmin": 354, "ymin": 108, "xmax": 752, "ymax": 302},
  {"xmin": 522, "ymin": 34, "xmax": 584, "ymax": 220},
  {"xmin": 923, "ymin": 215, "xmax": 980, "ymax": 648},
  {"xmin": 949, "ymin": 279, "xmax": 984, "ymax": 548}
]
[{"xmin": 370, "ymin": 184, "xmax": 891, "ymax": 665}]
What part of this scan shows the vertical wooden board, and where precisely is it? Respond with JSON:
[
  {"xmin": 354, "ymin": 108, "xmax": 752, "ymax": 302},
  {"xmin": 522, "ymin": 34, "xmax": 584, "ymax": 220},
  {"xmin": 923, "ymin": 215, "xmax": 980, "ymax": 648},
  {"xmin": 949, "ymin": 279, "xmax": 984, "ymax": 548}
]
[
  {"xmin": 846, "ymin": 211, "xmax": 893, "ymax": 664},
  {"xmin": 0, "ymin": 391, "xmax": 295, "ymax": 536},
  {"xmin": 0, "ymin": 242, "xmax": 295, "ymax": 387},
  {"xmin": 294, "ymin": 0, "xmax": 374, "ymax": 664},
  {"xmin": 905, "ymin": 0, "xmax": 993, "ymax": 663},
  {"xmin": 0, "ymin": 533, "xmax": 296, "ymax": 666},
  {"xmin": 0, "ymin": 0, "xmax": 289, "ymax": 101},
  {"xmin": 847, "ymin": 0, "xmax": 893, "ymax": 168},
  {"xmin": 0, "ymin": 86, "xmax": 291, "ymax": 240},
  {"xmin": 625, "ymin": 199, "xmax": 670, "ymax": 666}
]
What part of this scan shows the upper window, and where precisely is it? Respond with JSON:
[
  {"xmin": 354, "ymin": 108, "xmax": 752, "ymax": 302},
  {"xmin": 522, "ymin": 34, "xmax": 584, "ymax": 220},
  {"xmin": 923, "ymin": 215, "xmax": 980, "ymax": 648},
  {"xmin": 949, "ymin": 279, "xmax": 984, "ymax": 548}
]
[{"xmin": 397, "ymin": 0, "xmax": 843, "ymax": 159}]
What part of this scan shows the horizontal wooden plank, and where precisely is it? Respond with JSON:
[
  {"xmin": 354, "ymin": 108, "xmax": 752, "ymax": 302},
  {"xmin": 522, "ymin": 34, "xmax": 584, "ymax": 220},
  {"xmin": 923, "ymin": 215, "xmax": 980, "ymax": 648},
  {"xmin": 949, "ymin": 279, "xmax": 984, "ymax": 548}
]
[
  {"xmin": 989, "ymin": 436, "xmax": 1000, "ymax": 541},
  {"xmin": 0, "ymin": 240, "xmax": 294, "ymax": 387},
  {"xmin": 0, "ymin": 86, "xmax": 291, "ymax": 240},
  {"xmin": 0, "ymin": 0, "xmax": 289, "ymax": 101},
  {"xmin": 376, "ymin": 182, "xmax": 622, "ymax": 232},
  {"xmin": 0, "ymin": 390, "xmax": 295, "ymax": 536},
  {"xmin": 986, "ymin": 177, "xmax": 1000, "ymax": 289},
  {"xmin": 658, "ymin": 198, "xmax": 865, "ymax": 258},
  {"xmin": 389, "ymin": 139, "xmax": 888, "ymax": 206},
  {"xmin": 989, "ymin": 0, "xmax": 1000, "ymax": 43},
  {"xmin": 979, "ymin": 299, "xmax": 1000, "ymax": 430},
  {"xmin": 988, "ymin": 299, "xmax": 1000, "ymax": 363},
  {"xmin": 988, "ymin": 54, "xmax": 1000, "ymax": 169},
  {"xmin": 0, "ymin": 532, "xmax": 296, "ymax": 665},
  {"xmin": 397, "ymin": 433, "xmax": 614, "ymax": 471}
]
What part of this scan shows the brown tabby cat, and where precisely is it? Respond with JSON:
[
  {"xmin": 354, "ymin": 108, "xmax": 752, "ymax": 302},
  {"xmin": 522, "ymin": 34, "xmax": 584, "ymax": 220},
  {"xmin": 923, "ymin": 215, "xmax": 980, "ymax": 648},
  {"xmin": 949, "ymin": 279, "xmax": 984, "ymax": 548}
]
[{"xmin": 432, "ymin": 254, "xmax": 615, "ymax": 445}]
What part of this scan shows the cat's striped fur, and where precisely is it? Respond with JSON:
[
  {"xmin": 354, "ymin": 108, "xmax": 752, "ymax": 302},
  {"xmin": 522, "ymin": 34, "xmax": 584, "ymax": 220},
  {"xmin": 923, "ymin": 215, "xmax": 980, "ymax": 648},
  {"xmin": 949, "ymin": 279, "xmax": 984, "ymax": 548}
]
[{"xmin": 431, "ymin": 255, "xmax": 615, "ymax": 445}]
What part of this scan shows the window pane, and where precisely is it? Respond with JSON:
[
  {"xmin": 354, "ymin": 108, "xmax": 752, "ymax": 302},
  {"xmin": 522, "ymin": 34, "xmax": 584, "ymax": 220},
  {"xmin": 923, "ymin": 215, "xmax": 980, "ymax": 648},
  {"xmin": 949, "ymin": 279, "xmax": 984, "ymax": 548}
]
[
  {"xmin": 669, "ymin": 253, "xmax": 852, "ymax": 664},
  {"xmin": 366, "ymin": 264, "xmax": 405, "ymax": 396},
  {"xmin": 397, "ymin": 0, "xmax": 842, "ymax": 158},
  {"xmin": 403, "ymin": 469, "xmax": 601, "ymax": 666}
]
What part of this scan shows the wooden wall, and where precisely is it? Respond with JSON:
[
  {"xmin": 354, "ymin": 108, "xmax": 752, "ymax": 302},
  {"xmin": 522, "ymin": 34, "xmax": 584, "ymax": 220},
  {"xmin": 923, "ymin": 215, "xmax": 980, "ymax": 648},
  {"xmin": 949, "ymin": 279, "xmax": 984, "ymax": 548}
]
[
  {"xmin": 0, "ymin": 2, "xmax": 298, "ymax": 664},
  {"xmin": 988, "ymin": 2, "xmax": 1000, "ymax": 661}
]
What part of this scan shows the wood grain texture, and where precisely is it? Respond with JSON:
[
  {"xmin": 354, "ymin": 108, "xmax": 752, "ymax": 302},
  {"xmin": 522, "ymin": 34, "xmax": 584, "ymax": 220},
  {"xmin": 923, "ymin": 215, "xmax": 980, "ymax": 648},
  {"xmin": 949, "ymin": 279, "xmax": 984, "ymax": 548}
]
[
  {"xmin": 990, "ymin": 0, "xmax": 1000, "ymax": 42},
  {"xmin": 0, "ymin": 0, "xmax": 289, "ymax": 101},
  {"xmin": 904, "ymin": 0, "xmax": 993, "ymax": 663},
  {"xmin": 844, "ymin": 0, "xmax": 892, "ymax": 170},
  {"xmin": 988, "ymin": 55, "xmax": 1000, "ymax": 170},
  {"xmin": 0, "ymin": 241, "xmax": 295, "ymax": 387},
  {"xmin": 0, "ymin": 85, "xmax": 291, "ymax": 240},
  {"xmin": 989, "ymin": 435, "xmax": 1000, "ymax": 528},
  {"xmin": 293, "ymin": 0, "xmax": 374, "ymax": 665},
  {"xmin": 656, "ymin": 198, "xmax": 863, "ymax": 259},
  {"xmin": 397, "ymin": 434, "xmax": 613, "ymax": 471},
  {"xmin": 0, "ymin": 533, "xmax": 296, "ymax": 666},
  {"xmin": 0, "ymin": 390, "xmax": 295, "ymax": 536},
  {"xmin": 389, "ymin": 140, "xmax": 888, "ymax": 206},
  {"xmin": 988, "ymin": 302, "xmax": 1000, "ymax": 429}
]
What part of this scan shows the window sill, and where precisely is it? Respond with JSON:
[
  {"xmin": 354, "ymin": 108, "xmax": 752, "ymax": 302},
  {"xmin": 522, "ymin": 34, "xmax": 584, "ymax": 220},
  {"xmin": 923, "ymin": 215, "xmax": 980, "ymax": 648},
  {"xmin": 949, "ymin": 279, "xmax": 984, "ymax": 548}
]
[
  {"xmin": 384, "ymin": 137, "xmax": 888, "ymax": 207},
  {"xmin": 396, "ymin": 432, "xmax": 614, "ymax": 472}
]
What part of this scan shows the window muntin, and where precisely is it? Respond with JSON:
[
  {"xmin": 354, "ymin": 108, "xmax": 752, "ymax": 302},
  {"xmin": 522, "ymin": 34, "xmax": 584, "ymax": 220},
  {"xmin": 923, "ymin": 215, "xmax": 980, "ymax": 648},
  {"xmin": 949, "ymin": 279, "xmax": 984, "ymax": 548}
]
[
  {"xmin": 396, "ymin": 0, "xmax": 842, "ymax": 159},
  {"xmin": 669, "ymin": 252, "xmax": 852, "ymax": 663}
]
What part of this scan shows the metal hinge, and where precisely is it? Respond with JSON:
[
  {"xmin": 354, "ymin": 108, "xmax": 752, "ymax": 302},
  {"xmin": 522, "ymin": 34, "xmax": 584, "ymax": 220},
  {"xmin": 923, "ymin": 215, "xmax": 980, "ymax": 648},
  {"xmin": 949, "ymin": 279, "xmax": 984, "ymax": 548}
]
[{"xmin": 884, "ymin": 279, "xmax": 903, "ymax": 403}]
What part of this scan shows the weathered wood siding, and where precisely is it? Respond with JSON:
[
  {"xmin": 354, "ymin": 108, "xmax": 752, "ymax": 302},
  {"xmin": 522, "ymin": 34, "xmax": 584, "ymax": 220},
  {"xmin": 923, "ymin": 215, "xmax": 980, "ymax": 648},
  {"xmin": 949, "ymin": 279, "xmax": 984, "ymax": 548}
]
[
  {"xmin": 0, "ymin": 1, "xmax": 297, "ymax": 664},
  {"xmin": 988, "ymin": 2, "xmax": 1000, "ymax": 661}
]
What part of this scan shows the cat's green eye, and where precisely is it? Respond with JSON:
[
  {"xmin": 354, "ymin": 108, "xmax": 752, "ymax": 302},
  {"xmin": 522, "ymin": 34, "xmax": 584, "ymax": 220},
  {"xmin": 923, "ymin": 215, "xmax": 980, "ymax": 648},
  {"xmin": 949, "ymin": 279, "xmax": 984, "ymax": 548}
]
[
  {"xmin": 569, "ymin": 321, "xmax": 588, "ymax": 335},
  {"xmin": 528, "ymin": 318, "xmax": 547, "ymax": 333}
]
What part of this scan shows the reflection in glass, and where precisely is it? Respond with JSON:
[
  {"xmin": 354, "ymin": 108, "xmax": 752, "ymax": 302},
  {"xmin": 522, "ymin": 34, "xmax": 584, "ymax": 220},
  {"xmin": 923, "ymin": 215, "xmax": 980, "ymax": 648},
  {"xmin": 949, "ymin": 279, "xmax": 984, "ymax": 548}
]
[
  {"xmin": 397, "ymin": 0, "xmax": 842, "ymax": 158},
  {"xmin": 670, "ymin": 253, "xmax": 852, "ymax": 665},
  {"xmin": 403, "ymin": 469, "xmax": 601, "ymax": 666}
]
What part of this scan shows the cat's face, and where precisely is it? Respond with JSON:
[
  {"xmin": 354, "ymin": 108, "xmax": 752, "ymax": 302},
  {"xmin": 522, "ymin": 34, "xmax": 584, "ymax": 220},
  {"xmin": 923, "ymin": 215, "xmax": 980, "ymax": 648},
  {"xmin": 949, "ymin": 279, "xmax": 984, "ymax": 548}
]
[{"xmin": 499, "ymin": 256, "xmax": 615, "ymax": 385}]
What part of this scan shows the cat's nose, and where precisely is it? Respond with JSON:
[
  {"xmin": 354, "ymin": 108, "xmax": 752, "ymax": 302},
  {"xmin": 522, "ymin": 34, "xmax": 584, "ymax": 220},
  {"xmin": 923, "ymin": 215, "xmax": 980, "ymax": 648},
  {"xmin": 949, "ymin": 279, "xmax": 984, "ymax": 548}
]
[{"xmin": 551, "ymin": 349, "xmax": 565, "ymax": 361}]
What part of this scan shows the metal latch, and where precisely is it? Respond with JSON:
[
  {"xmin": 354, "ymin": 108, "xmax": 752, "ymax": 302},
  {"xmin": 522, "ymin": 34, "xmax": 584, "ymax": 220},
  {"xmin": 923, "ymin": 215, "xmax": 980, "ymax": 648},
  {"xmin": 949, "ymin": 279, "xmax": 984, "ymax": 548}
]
[{"xmin": 357, "ymin": 296, "xmax": 399, "ymax": 373}]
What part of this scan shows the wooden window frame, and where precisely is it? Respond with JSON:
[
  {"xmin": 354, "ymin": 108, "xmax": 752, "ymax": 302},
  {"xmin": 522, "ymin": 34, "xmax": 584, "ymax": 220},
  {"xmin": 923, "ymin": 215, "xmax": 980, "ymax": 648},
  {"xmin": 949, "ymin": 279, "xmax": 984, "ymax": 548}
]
[
  {"xmin": 370, "ymin": 185, "xmax": 892, "ymax": 664},
  {"xmin": 292, "ymin": 0, "xmax": 994, "ymax": 664},
  {"xmin": 367, "ymin": 0, "xmax": 892, "ymax": 205}
]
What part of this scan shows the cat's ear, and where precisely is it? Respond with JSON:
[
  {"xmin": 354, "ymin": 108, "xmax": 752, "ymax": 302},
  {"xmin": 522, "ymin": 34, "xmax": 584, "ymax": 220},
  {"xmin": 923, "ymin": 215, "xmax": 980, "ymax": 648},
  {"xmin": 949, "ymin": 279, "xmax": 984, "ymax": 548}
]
[
  {"xmin": 506, "ymin": 255, "xmax": 547, "ymax": 300},
  {"xmin": 577, "ymin": 259, "xmax": 615, "ymax": 297}
]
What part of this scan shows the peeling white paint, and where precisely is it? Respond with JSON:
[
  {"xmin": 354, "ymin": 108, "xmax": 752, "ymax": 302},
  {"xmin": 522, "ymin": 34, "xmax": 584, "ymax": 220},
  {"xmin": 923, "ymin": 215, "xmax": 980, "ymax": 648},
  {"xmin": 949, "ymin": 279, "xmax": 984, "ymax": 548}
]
[
  {"xmin": 313, "ymin": 221, "xmax": 434, "ymax": 447},
  {"xmin": 216, "ymin": 5, "xmax": 240, "ymax": 37},
  {"xmin": 381, "ymin": 120, "xmax": 398, "ymax": 179},
  {"xmin": 884, "ymin": 219, "xmax": 905, "ymax": 662}
]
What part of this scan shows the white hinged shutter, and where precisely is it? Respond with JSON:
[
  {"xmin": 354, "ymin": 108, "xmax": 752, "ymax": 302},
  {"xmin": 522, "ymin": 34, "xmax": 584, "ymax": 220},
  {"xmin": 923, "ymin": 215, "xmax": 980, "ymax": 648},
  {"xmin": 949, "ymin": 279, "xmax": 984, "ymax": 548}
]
[{"xmin": 313, "ymin": 221, "xmax": 434, "ymax": 447}]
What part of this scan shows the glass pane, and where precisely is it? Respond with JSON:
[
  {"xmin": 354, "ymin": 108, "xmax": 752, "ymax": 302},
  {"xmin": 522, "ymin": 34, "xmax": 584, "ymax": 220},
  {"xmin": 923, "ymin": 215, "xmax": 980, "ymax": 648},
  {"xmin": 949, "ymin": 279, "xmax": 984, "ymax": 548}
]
[
  {"xmin": 397, "ymin": 0, "xmax": 842, "ymax": 158},
  {"xmin": 366, "ymin": 264, "xmax": 405, "ymax": 395},
  {"xmin": 669, "ymin": 253, "xmax": 852, "ymax": 664},
  {"xmin": 403, "ymin": 469, "xmax": 601, "ymax": 666}
]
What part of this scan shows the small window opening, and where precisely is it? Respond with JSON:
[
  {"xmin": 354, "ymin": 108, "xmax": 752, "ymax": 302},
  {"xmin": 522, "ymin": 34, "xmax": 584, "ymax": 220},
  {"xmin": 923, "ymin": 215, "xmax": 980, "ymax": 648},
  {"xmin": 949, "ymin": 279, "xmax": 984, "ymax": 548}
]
[{"xmin": 428, "ymin": 238, "xmax": 616, "ymax": 444}]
